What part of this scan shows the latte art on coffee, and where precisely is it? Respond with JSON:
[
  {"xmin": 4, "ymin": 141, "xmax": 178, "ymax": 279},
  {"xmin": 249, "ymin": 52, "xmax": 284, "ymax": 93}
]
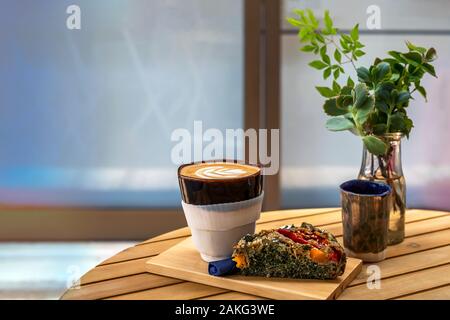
[
  {"xmin": 194, "ymin": 166, "xmax": 248, "ymax": 179},
  {"xmin": 180, "ymin": 162, "xmax": 260, "ymax": 180}
]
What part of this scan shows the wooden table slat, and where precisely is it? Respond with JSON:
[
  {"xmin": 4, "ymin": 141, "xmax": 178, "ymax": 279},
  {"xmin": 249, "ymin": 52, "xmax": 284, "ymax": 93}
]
[
  {"xmin": 106, "ymin": 282, "xmax": 227, "ymax": 300},
  {"xmin": 199, "ymin": 292, "xmax": 266, "ymax": 300},
  {"xmin": 80, "ymin": 257, "xmax": 150, "ymax": 285},
  {"xmin": 383, "ymin": 229, "xmax": 450, "ymax": 258},
  {"xmin": 349, "ymin": 246, "xmax": 450, "ymax": 286},
  {"xmin": 62, "ymin": 273, "xmax": 181, "ymax": 300},
  {"xmin": 395, "ymin": 285, "xmax": 450, "ymax": 300},
  {"xmin": 338, "ymin": 264, "xmax": 450, "ymax": 300},
  {"xmin": 100, "ymin": 238, "xmax": 183, "ymax": 265}
]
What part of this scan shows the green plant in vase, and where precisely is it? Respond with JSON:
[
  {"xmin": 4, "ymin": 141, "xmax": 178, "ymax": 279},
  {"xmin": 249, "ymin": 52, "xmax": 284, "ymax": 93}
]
[{"xmin": 288, "ymin": 9, "xmax": 437, "ymax": 244}]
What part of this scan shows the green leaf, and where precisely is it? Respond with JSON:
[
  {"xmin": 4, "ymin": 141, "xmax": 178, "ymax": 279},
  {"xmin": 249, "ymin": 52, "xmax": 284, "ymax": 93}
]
[
  {"xmin": 293, "ymin": 9, "xmax": 304, "ymax": 16},
  {"xmin": 323, "ymin": 98, "xmax": 348, "ymax": 116},
  {"xmin": 298, "ymin": 27, "xmax": 309, "ymax": 42},
  {"xmin": 422, "ymin": 63, "xmax": 437, "ymax": 77},
  {"xmin": 323, "ymin": 67, "xmax": 332, "ymax": 80},
  {"xmin": 370, "ymin": 109, "xmax": 388, "ymax": 124},
  {"xmin": 375, "ymin": 100, "xmax": 389, "ymax": 113},
  {"xmin": 397, "ymin": 91, "xmax": 411, "ymax": 105},
  {"xmin": 355, "ymin": 41, "xmax": 365, "ymax": 49},
  {"xmin": 372, "ymin": 62, "xmax": 391, "ymax": 82},
  {"xmin": 341, "ymin": 34, "xmax": 352, "ymax": 43},
  {"xmin": 372, "ymin": 124, "xmax": 387, "ymax": 135},
  {"xmin": 324, "ymin": 10, "xmax": 333, "ymax": 32},
  {"xmin": 362, "ymin": 136, "xmax": 388, "ymax": 155},
  {"xmin": 383, "ymin": 58, "xmax": 399, "ymax": 65},
  {"xmin": 340, "ymin": 38, "xmax": 349, "ymax": 51},
  {"xmin": 306, "ymin": 9, "xmax": 319, "ymax": 27},
  {"xmin": 316, "ymin": 86, "xmax": 335, "ymax": 98},
  {"xmin": 354, "ymin": 50, "xmax": 365, "ymax": 57},
  {"xmin": 297, "ymin": 10, "xmax": 308, "ymax": 23},
  {"xmin": 402, "ymin": 52, "xmax": 423, "ymax": 67},
  {"xmin": 337, "ymin": 95, "xmax": 353, "ymax": 108},
  {"xmin": 356, "ymin": 95, "xmax": 375, "ymax": 124},
  {"xmin": 320, "ymin": 46, "xmax": 330, "ymax": 64},
  {"xmin": 287, "ymin": 17, "xmax": 302, "ymax": 27},
  {"xmin": 326, "ymin": 117, "xmax": 354, "ymax": 131},
  {"xmin": 347, "ymin": 77, "xmax": 355, "ymax": 88},
  {"xmin": 404, "ymin": 117, "xmax": 414, "ymax": 137},
  {"xmin": 334, "ymin": 49, "xmax": 342, "ymax": 64},
  {"xmin": 309, "ymin": 60, "xmax": 328, "ymax": 70},
  {"xmin": 316, "ymin": 33, "xmax": 325, "ymax": 43},
  {"xmin": 355, "ymin": 92, "xmax": 375, "ymax": 125},
  {"xmin": 389, "ymin": 113, "xmax": 407, "ymax": 132},
  {"xmin": 390, "ymin": 89, "xmax": 399, "ymax": 105},
  {"xmin": 301, "ymin": 45, "xmax": 316, "ymax": 52},
  {"xmin": 320, "ymin": 45, "xmax": 326, "ymax": 56},
  {"xmin": 293, "ymin": 9, "xmax": 304, "ymax": 17},
  {"xmin": 333, "ymin": 68, "xmax": 340, "ymax": 79},
  {"xmin": 357, "ymin": 67, "xmax": 371, "ymax": 83},
  {"xmin": 388, "ymin": 51, "xmax": 407, "ymax": 63},
  {"xmin": 350, "ymin": 24, "xmax": 359, "ymax": 41},
  {"xmin": 405, "ymin": 41, "xmax": 427, "ymax": 54},
  {"xmin": 332, "ymin": 80, "xmax": 341, "ymax": 94},
  {"xmin": 390, "ymin": 73, "xmax": 400, "ymax": 82},
  {"xmin": 353, "ymin": 83, "xmax": 369, "ymax": 109},
  {"xmin": 416, "ymin": 85, "xmax": 427, "ymax": 101},
  {"xmin": 357, "ymin": 100, "xmax": 375, "ymax": 122},
  {"xmin": 388, "ymin": 112, "xmax": 414, "ymax": 137},
  {"xmin": 375, "ymin": 82, "xmax": 395, "ymax": 101},
  {"xmin": 340, "ymin": 85, "xmax": 353, "ymax": 96},
  {"xmin": 425, "ymin": 48, "xmax": 437, "ymax": 62}
]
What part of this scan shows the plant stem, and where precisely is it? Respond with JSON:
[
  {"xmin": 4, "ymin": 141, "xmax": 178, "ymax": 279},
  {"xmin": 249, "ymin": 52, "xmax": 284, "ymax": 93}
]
[
  {"xmin": 351, "ymin": 111, "xmax": 364, "ymax": 136},
  {"xmin": 377, "ymin": 155, "xmax": 388, "ymax": 178},
  {"xmin": 328, "ymin": 37, "xmax": 357, "ymax": 72},
  {"xmin": 385, "ymin": 104, "xmax": 395, "ymax": 133},
  {"xmin": 386, "ymin": 114, "xmax": 391, "ymax": 133}
]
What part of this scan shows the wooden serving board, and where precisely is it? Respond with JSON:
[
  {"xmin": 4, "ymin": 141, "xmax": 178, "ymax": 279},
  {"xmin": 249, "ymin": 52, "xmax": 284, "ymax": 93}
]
[{"xmin": 146, "ymin": 237, "xmax": 363, "ymax": 300}]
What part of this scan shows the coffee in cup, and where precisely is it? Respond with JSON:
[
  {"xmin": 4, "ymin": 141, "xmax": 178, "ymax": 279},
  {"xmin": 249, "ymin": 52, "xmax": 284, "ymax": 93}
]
[
  {"xmin": 178, "ymin": 161, "xmax": 264, "ymax": 262},
  {"xmin": 178, "ymin": 161, "xmax": 263, "ymax": 205}
]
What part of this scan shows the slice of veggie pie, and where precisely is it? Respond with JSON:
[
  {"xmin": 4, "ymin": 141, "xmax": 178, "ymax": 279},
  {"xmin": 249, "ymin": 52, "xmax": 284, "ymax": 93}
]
[{"xmin": 232, "ymin": 223, "xmax": 346, "ymax": 280}]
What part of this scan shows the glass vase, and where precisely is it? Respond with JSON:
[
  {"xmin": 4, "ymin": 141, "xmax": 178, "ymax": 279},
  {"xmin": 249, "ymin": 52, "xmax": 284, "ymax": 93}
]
[{"xmin": 358, "ymin": 133, "xmax": 406, "ymax": 245}]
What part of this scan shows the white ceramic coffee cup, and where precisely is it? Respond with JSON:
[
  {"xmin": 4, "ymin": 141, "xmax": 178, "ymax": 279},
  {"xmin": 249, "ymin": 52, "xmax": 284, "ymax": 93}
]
[{"xmin": 181, "ymin": 192, "xmax": 264, "ymax": 262}]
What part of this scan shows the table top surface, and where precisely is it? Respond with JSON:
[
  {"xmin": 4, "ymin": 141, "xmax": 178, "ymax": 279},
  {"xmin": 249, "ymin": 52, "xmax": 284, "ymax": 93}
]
[{"xmin": 61, "ymin": 208, "xmax": 450, "ymax": 300}]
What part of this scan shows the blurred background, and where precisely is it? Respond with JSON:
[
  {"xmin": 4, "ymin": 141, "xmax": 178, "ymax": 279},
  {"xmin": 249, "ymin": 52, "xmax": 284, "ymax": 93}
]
[{"xmin": 0, "ymin": 0, "xmax": 448, "ymax": 299}]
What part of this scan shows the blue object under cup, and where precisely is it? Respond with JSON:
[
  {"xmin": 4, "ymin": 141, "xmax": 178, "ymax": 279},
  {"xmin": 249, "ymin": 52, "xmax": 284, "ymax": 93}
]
[{"xmin": 208, "ymin": 258, "xmax": 238, "ymax": 276}]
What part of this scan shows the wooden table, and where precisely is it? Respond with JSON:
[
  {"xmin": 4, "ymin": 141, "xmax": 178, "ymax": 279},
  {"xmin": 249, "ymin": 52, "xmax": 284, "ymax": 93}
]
[{"xmin": 61, "ymin": 208, "xmax": 450, "ymax": 300}]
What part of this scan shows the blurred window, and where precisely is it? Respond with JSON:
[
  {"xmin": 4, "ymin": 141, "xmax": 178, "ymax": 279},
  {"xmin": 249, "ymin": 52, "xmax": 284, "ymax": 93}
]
[{"xmin": 0, "ymin": 0, "xmax": 244, "ymax": 207}]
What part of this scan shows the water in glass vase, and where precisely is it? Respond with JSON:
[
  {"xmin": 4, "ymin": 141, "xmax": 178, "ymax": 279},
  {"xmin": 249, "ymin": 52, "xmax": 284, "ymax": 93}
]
[{"xmin": 358, "ymin": 133, "xmax": 406, "ymax": 245}]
